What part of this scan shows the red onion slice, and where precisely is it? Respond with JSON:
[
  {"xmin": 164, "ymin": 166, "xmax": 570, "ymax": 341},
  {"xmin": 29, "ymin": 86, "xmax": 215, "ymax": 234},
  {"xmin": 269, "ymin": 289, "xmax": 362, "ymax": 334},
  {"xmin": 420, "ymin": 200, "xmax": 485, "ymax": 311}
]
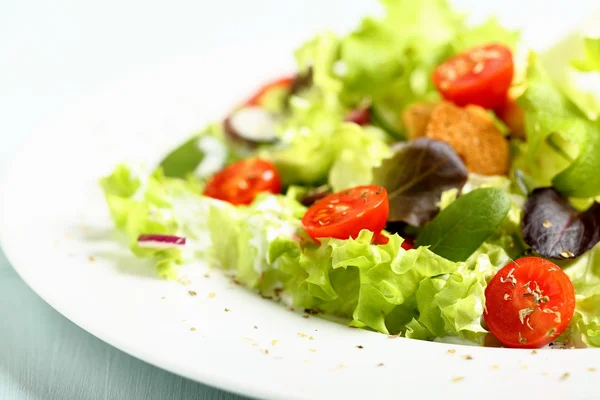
[{"xmin": 137, "ymin": 234, "xmax": 186, "ymax": 248}]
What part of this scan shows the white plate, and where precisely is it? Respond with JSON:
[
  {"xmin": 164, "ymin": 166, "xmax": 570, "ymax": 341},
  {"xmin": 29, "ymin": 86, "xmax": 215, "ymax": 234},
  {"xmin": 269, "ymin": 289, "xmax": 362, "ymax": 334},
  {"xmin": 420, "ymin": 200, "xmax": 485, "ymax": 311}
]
[{"xmin": 2, "ymin": 3, "xmax": 600, "ymax": 399}]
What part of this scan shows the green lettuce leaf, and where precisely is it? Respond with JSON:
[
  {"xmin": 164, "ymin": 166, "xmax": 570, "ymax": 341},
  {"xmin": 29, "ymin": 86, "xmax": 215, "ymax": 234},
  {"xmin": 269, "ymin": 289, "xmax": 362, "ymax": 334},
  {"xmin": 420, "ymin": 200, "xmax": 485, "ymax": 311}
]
[
  {"xmin": 294, "ymin": 31, "xmax": 343, "ymax": 105},
  {"xmin": 560, "ymin": 244, "xmax": 600, "ymax": 347},
  {"xmin": 439, "ymin": 173, "xmax": 527, "ymax": 260},
  {"xmin": 277, "ymin": 230, "xmax": 467, "ymax": 335},
  {"xmin": 451, "ymin": 17, "xmax": 520, "ymax": 52},
  {"xmin": 552, "ymin": 120, "xmax": 600, "ymax": 197},
  {"xmin": 410, "ymin": 255, "xmax": 494, "ymax": 342},
  {"xmin": 571, "ymin": 37, "xmax": 600, "ymax": 72},
  {"xmin": 328, "ymin": 123, "xmax": 391, "ymax": 192},
  {"xmin": 102, "ymin": 163, "xmax": 308, "ymax": 283},
  {"xmin": 416, "ymin": 188, "xmax": 512, "ymax": 262},
  {"xmin": 340, "ymin": 0, "xmax": 459, "ymax": 129},
  {"xmin": 517, "ymin": 58, "xmax": 587, "ymax": 159},
  {"xmin": 284, "ymin": 229, "xmax": 510, "ymax": 341},
  {"xmin": 100, "ymin": 164, "xmax": 204, "ymax": 279},
  {"xmin": 269, "ymin": 35, "xmax": 346, "ymax": 185},
  {"xmin": 381, "ymin": 0, "xmax": 463, "ymax": 49},
  {"xmin": 563, "ymin": 37, "xmax": 600, "ymax": 119},
  {"xmin": 102, "ymin": 165, "xmax": 505, "ymax": 343},
  {"xmin": 232, "ymin": 194, "xmax": 306, "ymax": 288},
  {"xmin": 518, "ymin": 54, "xmax": 600, "ymax": 198}
]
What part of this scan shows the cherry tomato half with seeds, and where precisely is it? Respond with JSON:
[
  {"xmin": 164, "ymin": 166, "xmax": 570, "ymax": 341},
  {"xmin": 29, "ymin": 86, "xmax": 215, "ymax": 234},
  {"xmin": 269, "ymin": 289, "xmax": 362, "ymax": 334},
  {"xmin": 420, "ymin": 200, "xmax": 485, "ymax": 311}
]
[
  {"xmin": 302, "ymin": 185, "xmax": 389, "ymax": 242},
  {"xmin": 245, "ymin": 76, "xmax": 294, "ymax": 107},
  {"xmin": 484, "ymin": 257, "xmax": 576, "ymax": 349},
  {"xmin": 433, "ymin": 43, "xmax": 514, "ymax": 110},
  {"xmin": 203, "ymin": 158, "xmax": 282, "ymax": 205}
]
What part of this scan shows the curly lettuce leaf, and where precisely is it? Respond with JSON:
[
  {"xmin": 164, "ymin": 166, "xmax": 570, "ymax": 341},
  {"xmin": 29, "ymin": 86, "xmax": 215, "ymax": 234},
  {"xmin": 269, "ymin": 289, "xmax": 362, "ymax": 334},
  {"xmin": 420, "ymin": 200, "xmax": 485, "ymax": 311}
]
[
  {"xmin": 557, "ymin": 37, "xmax": 600, "ymax": 120},
  {"xmin": 560, "ymin": 245, "xmax": 600, "ymax": 347},
  {"xmin": 270, "ymin": 102, "xmax": 391, "ymax": 189},
  {"xmin": 451, "ymin": 17, "xmax": 520, "ymax": 52},
  {"xmin": 270, "ymin": 36, "xmax": 345, "ymax": 186},
  {"xmin": 102, "ymin": 166, "xmax": 507, "ymax": 343},
  {"xmin": 102, "ymin": 163, "xmax": 307, "ymax": 283},
  {"xmin": 571, "ymin": 37, "xmax": 600, "ymax": 73},
  {"xmin": 409, "ymin": 255, "xmax": 494, "ymax": 342},
  {"xmin": 276, "ymin": 230, "xmax": 466, "ymax": 335},
  {"xmin": 100, "ymin": 164, "xmax": 201, "ymax": 279},
  {"xmin": 340, "ymin": 0, "xmax": 458, "ymax": 125},
  {"xmin": 328, "ymin": 123, "xmax": 391, "ymax": 192},
  {"xmin": 518, "ymin": 53, "xmax": 600, "ymax": 198},
  {"xmin": 381, "ymin": 0, "xmax": 463, "ymax": 49},
  {"xmin": 233, "ymin": 194, "xmax": 306, "ymax": 288}
]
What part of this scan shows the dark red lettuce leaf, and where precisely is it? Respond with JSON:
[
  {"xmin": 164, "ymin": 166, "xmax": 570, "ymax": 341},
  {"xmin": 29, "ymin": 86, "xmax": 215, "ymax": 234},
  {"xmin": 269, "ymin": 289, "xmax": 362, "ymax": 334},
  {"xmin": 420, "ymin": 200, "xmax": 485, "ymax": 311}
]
[
  {"xmin": 522, "ymin": 187, "xmax": 600, "ymax": 259},
  {"xmin": 372, "ymin": 137, "xmax": 468, "ymax": 226}
]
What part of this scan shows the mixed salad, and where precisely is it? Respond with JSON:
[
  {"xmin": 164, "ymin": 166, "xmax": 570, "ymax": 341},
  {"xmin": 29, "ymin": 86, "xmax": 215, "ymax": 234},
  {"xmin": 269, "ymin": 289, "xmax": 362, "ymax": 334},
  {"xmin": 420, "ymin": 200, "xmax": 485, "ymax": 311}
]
[{"xmin": 101, "ymin": 0, "xmax": 600, "ymax": 349}]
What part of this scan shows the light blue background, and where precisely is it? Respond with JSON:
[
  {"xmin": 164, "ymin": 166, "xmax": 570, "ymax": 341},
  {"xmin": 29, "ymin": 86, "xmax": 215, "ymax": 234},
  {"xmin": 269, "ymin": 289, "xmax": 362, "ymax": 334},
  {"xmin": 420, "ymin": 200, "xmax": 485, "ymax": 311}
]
[{"xmin": 0, "ymin": 249, "xmax": 247, "ymax": 400}]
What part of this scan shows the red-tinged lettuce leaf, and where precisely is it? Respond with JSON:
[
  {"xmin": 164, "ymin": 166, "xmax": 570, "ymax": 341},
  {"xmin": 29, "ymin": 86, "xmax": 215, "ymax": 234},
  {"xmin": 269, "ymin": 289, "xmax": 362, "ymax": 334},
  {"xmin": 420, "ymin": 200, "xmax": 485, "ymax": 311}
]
[
  {"xmin": 522, "ymin": 188, "xmax": 600, "ymax": 259},
  {"xmin": 372, "ymin": 137, "xmax": 468, "ymax": 226}
]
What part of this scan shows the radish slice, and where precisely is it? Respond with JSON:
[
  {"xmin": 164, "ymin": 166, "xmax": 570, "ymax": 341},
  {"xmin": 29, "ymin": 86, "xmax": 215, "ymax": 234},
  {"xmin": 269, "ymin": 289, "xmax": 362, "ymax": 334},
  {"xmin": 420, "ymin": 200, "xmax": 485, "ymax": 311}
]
[
  {"xmin": 137, "ymin": 234, "xmax": 186, "ymax": 248},
  {"xmin": 225, "ymin": 106, "xmax": 278, "ymax": 145}
]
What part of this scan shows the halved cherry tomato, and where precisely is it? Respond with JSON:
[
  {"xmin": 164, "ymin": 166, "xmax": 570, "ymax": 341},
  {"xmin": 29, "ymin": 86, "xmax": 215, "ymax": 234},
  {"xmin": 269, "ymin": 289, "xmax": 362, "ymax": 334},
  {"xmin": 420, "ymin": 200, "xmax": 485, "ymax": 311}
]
[
  {"xmin": 302, "ymin": 186, "xmax": 389, "ymax": 242},
  {"xmin": 344, "ymin": 106, "xmax": 371, "ymax": 126},
  {"xmin": 433, "ymin": 43, "xmax": 514, "ymax": 109},
  {"xmin": 496, "ymin": 98, "xmax": 525, "ymax": 138},
  {"xmin": 203, "ymin": 159, "xmax": 281, "ymax": 205},
  {"xmin": 401, "ymin": 237, "xmax": 414, "ymax": 250},
  {"xmin": 245, "ymin": 76, "xmax": 294, "ymax": 107},
  {"xmin": 372, "ymin": 233, "xmax": 389, "ymax": 245},
  {"xmin": 372, "ymin": 233, "xmax": 414, "ymax": 250},
  {"xmin": 484, "ymin": 257, "xmax": 576, "ymax": 349}
]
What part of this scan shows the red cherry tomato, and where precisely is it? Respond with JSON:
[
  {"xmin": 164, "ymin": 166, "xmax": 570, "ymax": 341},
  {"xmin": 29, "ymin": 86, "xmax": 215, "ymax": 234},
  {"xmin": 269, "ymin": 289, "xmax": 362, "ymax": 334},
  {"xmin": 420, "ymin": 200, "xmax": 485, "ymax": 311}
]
[
  {"xmin": 344, "ymin": 106, "xmax": 371, "ymax": 126},
  {"xmin": 372, "ymin": 233, "xmax": 389, "ymax": 245},
  {"xmin": 433, "ymin": 43, "xmax": 514, "ymax": 109},
  {"xmin": 302, "ymin": 186, "xmax": 389, "ymax": 242},
  {"xmin": 372, "ymin": 233, "xmax": 414, "ymax": 250},
  {"xmin": 203, "ymin": 159, "xmax": 281, "ymax": 205},
  {"xmin": 484, "ymin": 257, "xmax": 576, "ymax": 349},
  {"xmin": 496, "ymin": 97, "xmax": 525, "ymax": 138},
  {"xmin": 245, "ymin": 76, "xmax": 294, "ymax": 107},
  {"xmin": 401, "ymin": 237, "xmax": 414, "ymax": 250}
]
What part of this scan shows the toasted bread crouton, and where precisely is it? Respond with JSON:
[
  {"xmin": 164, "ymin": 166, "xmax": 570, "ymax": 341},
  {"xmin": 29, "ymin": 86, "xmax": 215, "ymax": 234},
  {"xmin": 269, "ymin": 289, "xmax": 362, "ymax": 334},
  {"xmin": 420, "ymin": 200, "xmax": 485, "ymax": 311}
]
[
  {"xmin": 401, "ymin": 102, "xmax": 437, "ymax": 140},
  {"xmin": 425, "ymin": 101, "xmax": 509, "ymax": 176}
]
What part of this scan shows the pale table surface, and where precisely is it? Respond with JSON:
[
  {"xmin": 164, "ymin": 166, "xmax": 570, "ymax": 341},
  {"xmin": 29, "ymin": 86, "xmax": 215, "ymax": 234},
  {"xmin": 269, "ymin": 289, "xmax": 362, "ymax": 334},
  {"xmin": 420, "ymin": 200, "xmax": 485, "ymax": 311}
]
[
  {"xmin": 0, "ymin": 249, "xmax": 247, "ymax": 400},
  {"xmin": 1, "ymin": 0, "xmax": 596, "ymax": 399}
]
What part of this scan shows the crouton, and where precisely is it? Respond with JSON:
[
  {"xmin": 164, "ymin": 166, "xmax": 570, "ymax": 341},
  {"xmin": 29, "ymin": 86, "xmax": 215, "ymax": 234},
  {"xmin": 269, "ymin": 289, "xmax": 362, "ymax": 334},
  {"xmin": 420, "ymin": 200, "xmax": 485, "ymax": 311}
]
[
  {"xmin": 401, "ymin": 102, "xmax": 437, "ymax": 140},
  {"xmin": 425, "ymin": 101, "xmax": 509, "ymax": 176}
]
